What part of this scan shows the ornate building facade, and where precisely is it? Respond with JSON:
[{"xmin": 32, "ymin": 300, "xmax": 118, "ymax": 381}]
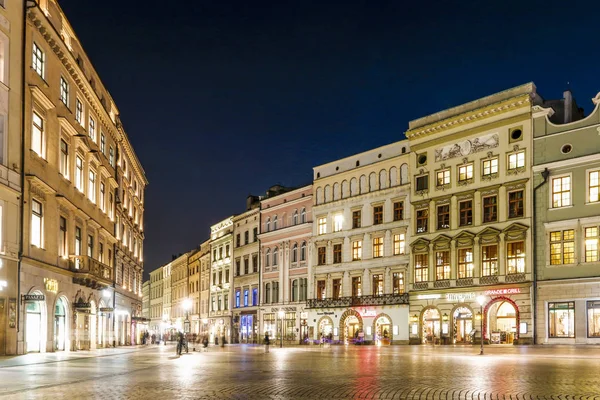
[
  {"xmin": 308, "ymin": 141, "xmax": 411, "ymax": 344},
  {"xmin": 149, "ymin": 267, "xmax": 163, "ymax": 336},
  {"xmin": 170, "ymin": 253, "xmax": 189, "ymax": 332},
  {"xmin": 208, "ymin": 217, "xmax": 233, "ymax": 344}
]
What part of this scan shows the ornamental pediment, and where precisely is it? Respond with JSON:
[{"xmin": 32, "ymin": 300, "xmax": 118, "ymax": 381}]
[
  {"xmin": 454, "ymin": 230, "xmax": 476, "ymax": 247},
  {"xmin": 476, "ymin": 227, "xmax": 501, "ymax": 239},
  {"xmin": 503, "ymin": 222, "xmax": 528, "ymax": 241},
  {"xmin": 410, "ymin": 238, "xmax": 430, "ymax": 253}
]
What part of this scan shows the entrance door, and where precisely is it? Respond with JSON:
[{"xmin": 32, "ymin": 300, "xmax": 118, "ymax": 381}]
[
  {"xmin": 345, "ymin": 316, "xmax": 359, "ymax": 342},
  {"xmin": 54, "ymin": 299, "xmax": 66, "ymax": 351},
  {"xmin": 422, "ymin": 308, "xmax": 440, "ymax": 344},
  {"xmin": 26, "ymin": 302, "xmax": 42, "ymax": 353},
  {"xmin": 453, "ymin": 307, "xmax": 473, "ymax": 344},
  {"xmin": 489, "ymin": 301, "xmax": 517, "ymax": 344},
  {"xmin": 374, "ymin": 316, "xmax": 392, "ymax": 345}
]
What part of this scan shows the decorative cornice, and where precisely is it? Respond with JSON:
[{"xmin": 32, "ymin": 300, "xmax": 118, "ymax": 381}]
[{"xmin": 29, "ymin": 85, "xmax": 55, "ymax": 110}]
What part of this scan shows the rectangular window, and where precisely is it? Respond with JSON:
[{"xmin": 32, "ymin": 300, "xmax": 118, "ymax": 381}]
[
  {"xmin": 352, "ymin": 241, "xmax": 362, "ymax": 261},
  {"xmin": 372, "ymin": 274, "xmax": 383, "ymax": 296},
  {"xmin": 483, "ymin": 158, "xmax": 499, "ymax": 176},
  {"xmin": 483, "ymin": 195, "xmax": 498, "ymax": 223},
  {"xmin": 584, "ymin": 227, "xmax": 599, "ymax": 262},
  {"xmin": 373, "ymin": 205, "xmax": 383, "ymax": 225},
  {"xmin": 352, "ymin": 276, "xmax": 362, "ymax": 297},
  {"xmin": 59, "ymin": 139, "xmax": 69, "ymax": 178},
  {"xmin": 332, "ymin": 279, "xmax": 342, "ymax": 299},
  {"xmin": 99, "ymin": 242, "xmax": 104, "ymax": 263},
  {"xmin": 436, "ymin": 251, "xmax": 450, "ymax": 280},
  {"xmin": 88, "ymin": 170, "xmax": 96, "ymax": 203},
  {"xmin": 235, "ymin": 291, "xmax": 240, "ymax": 308},
  {"xmin": 318, "ymin": 217, "xmax": 327, "ymax": 235},
  {"xmin": 31, "ymin": 111, "xmax": 43, "ymax": 157},
  {"xmin": 457, "ymin": 248, "xmax": 474, "ymax": 278},
  {"xmin": 372, "ymin": 237, "xmax": 383, "ymax": 258},
  {"xmin": 437, "ymin": 204, "xmax": 450, "ymax": 229},
  {"xmin": 60, "ymin": 77, "xmax": 69, "ymax": 107},
  {"xmin": 244, "ymin": 290, "xmax": 249, "ymax": 307},
  {"xmin": 318, "ymin": 246, "xmax": 326, "ymax": 265},
  {"xmin": 548, "ymin": 302, "xmax": 575, "ymax": 338},
  {"xmin": 459, "ymin": 200, "xmax": 472, "ymax": 226},
  {"xmin": 235, "ymin": 259, "xmax": 240, "ymax": 276},
  {"xmin": 333, "ymin": 243, "xmax": 342, "ymax": 264},
  {"xmin": 352, "ymin": 210, "xmax": 361, "ymax": 229},
  {"xmin": 317, "ymin": 280, "xmax": 326, "ymax": 300},
  {"xmin": 482, "ymin": 244, "xmax": 498, "ymax": 276},
  {"xmin": 108, "ymin": 193, "xmax": 114, "ymax": 219},
  {"xmin": 74, "ymin": 226, "xmax": 82, "ymax": 256},
  {"xmin": 590, "ymin": 171, "xmax": 600, "ymax": 203},
  {"xmin": 414, "ymin": 254, "xmax": 428, "ymax": 283},
  {"xmin": 75, "ymin": 99, "xmax": 83, "ymax": 124},
  {"xmin": 550, "ymin": 229, "xmax": 575, "ymax": 265},
  {"xmin": 31, "ymin": 199, "xmax": 43, "ymax": 248},
  {"xmin": 236, "ymin": 234, "xmax": 240, "ymax": 248},
  {"xmin": 89, "ymin": 116, "xmax": 96, "ymax": 141},
  {"xmin": 588, "ymin": 301, "xmax": 600, "ymax": 338},
  {"xmin": 100, "ymin": 133, "xmax": 105, "ymax": 154},
  {"xmin": 393, "ymin": 233, "xmax": 405, "ymax": 255},
  {"xmin": 87, "ymin": 235, "xmax": 94, "ymax": 258},
  {"xmin": 436, "ymin": 169, "xmax": 450, "ymax": 187},
  {"xmin": 393, "ymin": 201, "xmax": 404, "ymax": 221},
  {"xmin": 59, "ymin": 216, "xmax": 67, "ymax": 257},
  {"xmin": 100, "ymin": 182, "xmax": 106, "ymax": 212},
  {"xmin": 32, "ymin": 43, "xmax": 45, "ymax": 77},
  {"xmin": 244, "ymin": 231, "xmax": 249, "ymax": 245},
  {"xmin": 333, "ymin": 214, "xmax": 343, "ymax": 232},
  {"xmin": 392, "ymin": 272, "xmax": 404, "ymax": 294},
  {"xmin": 109, "ymin": 146, "xmax": 115, "ymax": 167},
  {"xmin": 552, "ymin": 176, "xmax": 571, "ymax": 208},
  {"xmin": 506, "ymin": 241, "xmax": 525, "ymax": 274},
  {"xmin": 508, "ymin": 151, "xmax": 525, "ymax": 170},
  {"xmin": 508, "ymin": 190, "xmax": 524, "ymax": 218},
  {"xmin": 416, "ymin": 175, "xmax": 428, "ymax": 191},
  {"xmin": 244, "ymin": 258, "xmax": 249, "ymax": 274},
  {"xmin": 253, "ymin": 227, "xmax": 258, "ymax": 242},
  {"xmin": 252, "ymin": 254, "xmax": 258, "ymax": 273},
  {"xmin": 75, "ymin": 156, "xmax": 83, "ymax": 192},
  {"xmin": 458, "ymin": 164, "xmax": 473, "ymax": 181},
  {"xmin": 416, "ymin": 208, "xmax": 428, "ymax": 233}
]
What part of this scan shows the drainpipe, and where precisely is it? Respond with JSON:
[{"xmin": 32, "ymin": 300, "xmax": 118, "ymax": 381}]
[{"xmin": 532, "ymin": 167, "xmax": 549, "ymax": 345}]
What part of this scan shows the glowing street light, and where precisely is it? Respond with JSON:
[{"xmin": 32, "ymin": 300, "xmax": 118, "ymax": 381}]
[
  {"xmin": 278, "ymin": 310, "xmax": 285, "ymax": 348},
  {"xmin": 183, "ymin": 299, "xmax": 192, "ymax": 334},
  {"xmin": 477, "ymin": 295, "xmax": 486, "ymax": 355}
]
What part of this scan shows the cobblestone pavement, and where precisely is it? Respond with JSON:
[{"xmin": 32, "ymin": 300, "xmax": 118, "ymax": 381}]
[{"xmin": 1, "ymin": 344, "xmax": 600, "ymax": 399}]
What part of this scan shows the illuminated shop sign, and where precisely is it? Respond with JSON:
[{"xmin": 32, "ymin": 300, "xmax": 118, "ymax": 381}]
[
  {"xmin": 44, "ymin": 278, "xmax": 58, "ymax": 294},
  {"xmin": 483, "ymin": 288, "xmax": 521, "ymax": 296},
  {"xmin": 417, "ymin": 294, "xmax": 441, "ymax": 300},
  {"xmin": 359, "ymin": 309, "xmax": 377, "ymax": 317},
  {"xmin": 445, "ymin": 293, "xmax": 475, "ymax": 302}
]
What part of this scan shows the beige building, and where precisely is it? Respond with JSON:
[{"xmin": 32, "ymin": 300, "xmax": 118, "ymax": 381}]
[
  {"xmin": 0, "ymin": 1, "xmax": 24, "ymax": 356},
  {"xmin": 406, "ymin": 83, "xmax": 537, "ymax": 345},
  {"xmin": 149, "ymin": 267, "xmax": 163, "ymax": 336},
  {"xmin": 232, "ymin": 198, "xmax": 260, "ymax": 343},
  {"xmin": 309, "ymin": 141, "xmax": 411, "ymax": 344},
  {"xmin": 199, "ymin": 240, "xmax": 211, "ymax": 335},
  {"xmin": 162, "ymin": 261, "xmax": 172, "ymax": 337},
  {"xmin": 188, "ymin": 247, "xmax": 202, "ymax": 334},
  {"xmin": 208, "ymin": 217, "xmax": 233, "ymax": 344},
  {"xmin": 170, "ymin": 253, "xmax": 190, "ymax": 333},
  {"xmin": 19, "ymin": 1, "xmax": 146, "ymax": 354}
]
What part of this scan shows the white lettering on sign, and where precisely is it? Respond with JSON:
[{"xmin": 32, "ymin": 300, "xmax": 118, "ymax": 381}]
[
  {"xmin": 417, "ymin": 294, "xmax": 441, "ymax": 300},
  {"xmin": 445, "ymin": 292, "xmax": 476, "ymax": 302},
  {"xmin": 359, "ymin": 310, "xmax": 377, "ymax": 317},
  {"xmin": 484, "ymin": 288, "xmax": 521, "ymax": 296}
]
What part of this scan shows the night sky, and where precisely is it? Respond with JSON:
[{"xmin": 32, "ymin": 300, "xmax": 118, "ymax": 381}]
[{"xmin": 59, "ymin": 0, "xmax": 600, "ymax": 277}]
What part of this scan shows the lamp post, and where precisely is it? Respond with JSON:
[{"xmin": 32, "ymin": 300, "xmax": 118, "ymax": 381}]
[
  {"xmin": 477, "ymin": 296, "xmax": 485, "ymax": 355},
  {"xmin": 278, "ymin": 310, "xmax": 285, "ymax": 348},
  {"xmin": 183, "ymin": 299, "xmax": 192, "ymax": 334}
]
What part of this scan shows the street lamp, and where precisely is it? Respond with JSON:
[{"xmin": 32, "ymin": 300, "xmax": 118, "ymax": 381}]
[
  {"xmin": 278, "ymin": 310, "xmax": 285, "ymax": 348},
  {"xmin": 477, "ymin": 295, "xmax": 485, "ymax": 355},
  {"xmin": 183, "ymin": 299, "xmax": 192, "ymax": 334}
]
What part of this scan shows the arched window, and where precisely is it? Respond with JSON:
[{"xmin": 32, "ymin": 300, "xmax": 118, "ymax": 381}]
[
  {"xmin": 300, "ymin": 241, "xmax": 306, "ymax": 261},
  {"xmin": 266, "ymin": 218, "xmax": 271, "ymax": 232},
  {"xmin": 293, "ymin": 210, "xmax": 298, "ymax": 225},
  {"xmin": 292, "ymin": 243, "xmax": 298, "ymax": 263},
  {"xmin": 273, "ymin": 215, "xmax": 278, "ymax": 230},
  {"xmin": 273, "ymin": 247, "xmax": 279, "ymax": 265},
  {"xmin": 265, "ymin": 249, "xmax": 271, "ymax": 267},
  {"xmin": 291, "ymin": 279, "xmax": 298, "ymax": 302},
  {"xmin": 265, "ymin": 283, "xmax": 271, "ymax": 304},
  {"xmin": 301, "ymin": 208, "xmax": 306, "ymax": 223}
]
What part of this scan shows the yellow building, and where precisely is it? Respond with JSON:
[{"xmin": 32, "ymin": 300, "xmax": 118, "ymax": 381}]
[{"xmin": 18, "ymin": 1, "xmax": 146, "ymax": 353}]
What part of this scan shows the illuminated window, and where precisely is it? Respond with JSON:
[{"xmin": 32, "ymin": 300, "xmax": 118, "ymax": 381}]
[
  {"xmin": 333, "ymin": 244, "xmax": 342, "ymax": 264},
  {"xmin": 459, "ymin": 200, "xmax": 472, "ymax": 226},
  {"xmin": 332, "ymin": 279, "xmax": 342, "ymax": 299},
  {"xmin": 508, "ymin": 151, "xmax": 525, "ymax": 170},
  {"xmin": 393, "ymin": 201, "xmax": 404, "ymax": 221},
  {"xmin": 506, "ymin": 241, "xmax": 525, "ymax": 274},
  {"xmin": 31, "ymin": 199, "xmax": 43, "ymax": 248},
  {"xmin": 482, "ymin": 244, "xmax": 498, "ymax": 276},
  {"xmin": 392, "ymin": 272, "xmax": 404, "ymax": 294},
  {"xmin": 372, "ymin": 237, "xmax": 383, "ymax": 258},
  {"xmin": 318, "ymin": 247, "xmax": 326, "ymax": 265},
  {"xmin": 318, "ymin": 217, "xmax": 326, "ymax": 235},
  {"xmin": 393, "ymin": 233, "xmax": 405, "ymax": 255},
  {"xmin": 75, "ymin": 156, "xmax": 84, "ymax": 192},
  {"xmin": 416, "ymin": 208, "xmax": 428, "ymax": 233},
  {"xmin": 548, "ymin": 302, "xmax": 575, "ymax": 338},
  {"xmin": 373, "ymin": 205, "xmax": 383, "ymax": 225},
  {"xmin": 31, "ymin": 111, "xmax": 44, "ymax": 157},
  {"xmin": 587, "ymin": 301, "xmax": 600, "ymax": 338},
  {"xmin": 550, "ymin": 230, "xmax": 575, "ymax": 265},
  {"xmin": 458, "ymin": 164, "xmax": 473, "ymax": 181},
  {"xmin": 437, "ymin": 204, "xmax": 449, "ymax": 229},
  {"xmin": 317, "ymin": 280, "xmax": 326, "ymax": 300},
  {"xmin": 482, "ymin": 158, "xmax": 498, "ymax": 176},
  {"xmin": 435, "ymin": 251, "xmax": 450, "ymax": 280},
  {"xmin": 372, "ymin": 274, "xmax": 383, "ymax": 296},
  {"xmin": 552, "ymin": 176, "xmax": 571, "ymax": 208},
  {"xmin": 352, "ymin": 241, "xmax": 362, "ymax": 261},
  {"xmin": 414, "ymin": 254, "xmax": 428, "ymax": 283},
  {"xmin": 457, "ymin": 248, "xmax": 474, "ymax": 278},
  {"xmin": 88, "ymin": 170, "xmax": 96, "ymax": 203},
  {"xmin": 75, "ymin": 99, "xmax": 83, "ymax": 124},
  {"xmin": 333, "ymin": 214, "xmax": 343, "ymax": 232},
  {"xmin": 59, "ymin": 139, "xmax": 69, "ymax": 178},
  {"xmin": 483, "ymin": 195, "xmax": 497, "ymax": 223},
  {"xmin": 89, "ymin": 116, "xmax": 96, "ymax": 141},
  {"xmin": 585, "ymin": 227, "xmax": 599, "ymax": 262},
  {"xmin": 590, "ymin": 171, "xmax": 600, "ymax": 203},
  {"xmin": 32, "ymin": 43, "xmax": 45, "ymax": 78},
  {"xmin": 100, "ymin": 133, "xmax": 105, "ymax": 154},
  {"xmin": 436, "ymin": 169, "xmax": 450, "ymax": 187},
  {"xmin": 508, "ymin": 190, "xmax": 524, "ymax": 218},
  {"xmin": 60, "ymin": 77, "xmax": 69, "ymax": 107}
]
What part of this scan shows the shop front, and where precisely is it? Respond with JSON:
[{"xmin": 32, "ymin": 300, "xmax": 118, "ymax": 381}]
[
  {"xmin": 208, "ymin": 317, "xmax": 231, "ymax": 345},
  {"xmin": 53, "ymin": 296, "xmax": 69, "ymax": 351},
  {"xmin": 24, "ymin": 292, "xmax": 46, "ymax": 353},
  {"xmin": 409, "ymin": 284, "xmax": 532, "ymax": 345},
  {"xmin": 239, "ymin": 312, "xmax": 257, "ymax": 344}
]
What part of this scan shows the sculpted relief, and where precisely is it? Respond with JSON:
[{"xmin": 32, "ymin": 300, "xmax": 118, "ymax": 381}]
[{"xmin": 434, "ymin": 133, "xmax": 499, "ymax": 162}]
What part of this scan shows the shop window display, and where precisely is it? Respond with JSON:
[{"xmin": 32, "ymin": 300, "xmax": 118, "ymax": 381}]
[
  {"xmin": 587, "ymin": 301, "xmax": 600, "ymax": 338},
  {"xmin": 548, "ymin": 302, "xmax": 575, "ymax": 338}
]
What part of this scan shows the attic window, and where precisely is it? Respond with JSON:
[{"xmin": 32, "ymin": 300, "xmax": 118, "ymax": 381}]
[
  {"xmin": 561, "ymin": 144, "xmax": 573, "ymax": 154},
  {"xmin": 378, "ymin": 154, "xmax": 382, "ymax": 158},
  {"xmin": 336, "ymin": 166, "xmax": 339, "ymax": 171},
  {"xmin": 402, "ymin": 147, "xmax": 406, "ymax": 154},
  {"xmin": 356, "ymin": 161, "xmax": 360, "ymax": 167},
  {"xmin": 317, "ymin": 173, "xmax": 320, "ymax": 178}
]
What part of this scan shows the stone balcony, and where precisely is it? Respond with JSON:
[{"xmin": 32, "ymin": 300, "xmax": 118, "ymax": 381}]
[
  {"xmin": 69, "ymin": 255, "xmax": 113, "ymax": 289},
  {"xmin": 306, "ymin": 293, "xmax": 409, "ymax": 309}
]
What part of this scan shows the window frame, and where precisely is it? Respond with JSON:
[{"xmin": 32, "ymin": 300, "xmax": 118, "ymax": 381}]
[
  {"xmin": 506, "ymin": 240, "xmax": 525, "ymax": 274},
  {"xmin": 458, "ymin": 163, "xmax": 474, "ymax": 182},
  {"xmin": 459, "ymin": 199, "xmax": 472, "ymax": 227},
  {"xmin": 457, "ymin": 247, "xmax": 474, "ymax": 279},
  {"xmin": 414, "ymin": 253, "xmax": 428, "ymax": 283},
  {"xmin": 60, "ymin": 76, "xmax": 70, "ymax": 107},
  {"xmin": 588, "ymin": 169, "xmax": 600, "ymax": 204},
  {"xmin": 75, "ymin": 98, "xmax": 83, "ymax": 124},
  {"xmin": 318, "ymin": 217, "xmax": 327, "ymax": 235},
  {"xmin": 333, "ymin": 243, "xmax": 342, "ymax": 264},
  {"xmin": 352, "ymin": 210, "xmax": 361, "ymax": 229},
  {"xmin": 393, "ymin": 201, "xmax": 404, "ymax": 221},
  {"xmin": 482, "ymin": 157, "xmax": 499, "ymax": 177},
  {"xmin": 436, "ymin": 169, "xmax": 451, "ymax": 188},
  {"xmin": 548, "ymin": 301, "xmax": 575, "ymax": 339},
  {"xmin": 393, "ymin": 233, "xmax": 405, "ymax": 255},
  {"xmin": 415, "ymin": 174, "xmax": 429, "ymax": 192},
  {"xmin": 482, "ymin": 195, "xmax": 498, "ymax": 223},
  {"xmin": 31, "ymin": 199, "xmax": 43, "ymax": 248},
  {"xmin": 31, "ymin": 111, "xmax": 44, "ymax": 157},
  {"xmin": 549, "ymin": 229, "xmax": 575, "ymax": 265},
  {"xmin": 352, "ymin": 240, "xmax": 362, "ymax": 261},
  {"xmin": 584, "ymin": 226, "xmax": 599, "ymax": 263},
  {"xmin": 481, "ymin": 244, "xmax": 498, "ymax": 276},
  {"xmin": 32, "ymin": 42, "xmax": 45, "ymax": 78},
  {"xmin": 372, "ymin": 237, "xmax": 383, "ymax": 258},
  {"xmin": 551, "ymin": 174, "xmax": 572, "ymax": 209},
  {"xmin": 508, "ymin": 189, "xmax": 524, "ymax": 219},
  {"xmin": 507, "ymin": 150, "xmax": 526, "ymax": 171},
  {"xmin": 437, "ymin": 204, "xmax": 450, "ymax": 230},
  {"xmin": 317, "ymin": 246, "xmax": 326, "ymax": 265},
  {"xmin": 416, "ymin": 207, "xmax": 428, "ymax": 234},
  {"xmin": 435, "ymin": 250, "xmax": 450, "ymax": 281},
  {"xmin": 59, "ymin": 138, "xmax": 69, "ymax": 178}
]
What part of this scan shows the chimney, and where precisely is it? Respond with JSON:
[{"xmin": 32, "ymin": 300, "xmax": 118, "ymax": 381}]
[{"xmin": 563, "ymin": 90, "xmax": 572, "ymax": 123}]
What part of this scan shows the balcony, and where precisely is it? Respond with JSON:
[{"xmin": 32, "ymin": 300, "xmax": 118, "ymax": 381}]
[
  {"xmin": 69, "ymin": 255, "xmax": 113, "ymax": 289},
  {"xmin": 307, "ymin": 293, "xmax": 409, "ymax": 309}
]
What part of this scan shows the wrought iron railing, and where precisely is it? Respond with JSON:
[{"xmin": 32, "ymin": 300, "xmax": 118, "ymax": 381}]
[
  {"xmin": 69, "ymin": 255, "xmax": 113, "ymax": 282},
  {"xmin": 506, "ymin": 273, "xmax": 526, "ymax": 283},
  {"xmin": 480, "ymin": 275, "xmax": 499, "ymax": 285},
  {"xmin": 306, "ymin": 293, "xmax": 409, "ymax": 309},
  {"xmin": 456, "ymin": 278, "xmax": 474, "ymax": 287},
  {"xmin": 434, "ymin": 280, "xmax": 450, "ymax": 288},
  {"xmin": 413, "ymin": 282, "xmax": 429, "ymax": 290}
]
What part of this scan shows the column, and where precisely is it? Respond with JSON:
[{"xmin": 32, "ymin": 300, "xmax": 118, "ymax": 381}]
[
  {"xmin": 384, "ymin": 230, "xmax": 392, "ymax": 257},
  {"xmin": 364, "ymin": 232, "xmax": 371, "ymax": 260},
  {"xmin": 343, "ymin": 237, "xmax": 350, "ymax": 263},
  {"xmin": 450, "ymin": 240, "xmax": 457, "ymax": 280},
  {"xmin": 428, "ymin": 243, "xmax": 435, "ymax": 282},
  {"xmin": 343, "ymin": 271, "xmax": 351, "ymax": 297},
  {"xmin": 363, "ymin": 268, "xmax": 370, "ymax": 296},
  {"xmin": 498, "ymin": 233, "xmax": 506, "ymax": 277},
  {"xmin": 474, "ymin": 237, "xmax": 481, "ymax": 279}
]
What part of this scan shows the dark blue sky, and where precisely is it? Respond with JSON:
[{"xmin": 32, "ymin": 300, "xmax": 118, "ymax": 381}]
[{"xmin": 60, "ymin": 0, "xmax": 599, "ymax": 274}]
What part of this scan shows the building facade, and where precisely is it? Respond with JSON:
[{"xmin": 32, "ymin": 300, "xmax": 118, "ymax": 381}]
[
  {"xmin": 170, "ymin": 253, "xmax": 189, "ymax": 333},
  {"xmin": 162, "ymin": 262, "xmax": 172, "ymax": 338},
  {"xmin": 19, "ymin": 1, "xmax": 146, "ymax": 354},
  {"xmin": 208, "ymin": 217, "xmax": 233, "ymax": 344},
  {"xmin": 149, "ymin": 267, "xmax": 163, "ymax": 336},
  {"xmin": 188, "ymin": 247, "xmax": 201, "ymax": 334},
  {"xmin": 232, "ymin": 199, "xmax": 260, "ymax": 343},
  {"xmin": 142, "ymin": 280, "xmax": 150, "ymax": 320},
  {"xmin": 198, "ymin": 239, "xmax": 211, "ymax": 336},
  {"xmin": 259, "ymin": 185, "xmax": 312, "ymax": 344},
  {"xmin": 0, "ymin": 0, "xmax": 24, "ymax": 356},
  {"xmin": 406, "ymin": 83, "xmax": 537, "ymax": 345},
  {"xmin": 309, "ymin": 142, "xmax": 411, "ymax": 345},
  {"xmin": 533, "ymin": 91, "xmax": 600, "ymax": 344}
]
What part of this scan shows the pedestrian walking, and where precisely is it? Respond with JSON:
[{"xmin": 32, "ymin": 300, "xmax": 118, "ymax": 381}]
[
  {"xmin": 202, "ymin": 335, "xmax": 209, "ymax": 352},
  {"xmin": 264, "ymin": 332, "xmax": 270, "ymax": 353}
]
